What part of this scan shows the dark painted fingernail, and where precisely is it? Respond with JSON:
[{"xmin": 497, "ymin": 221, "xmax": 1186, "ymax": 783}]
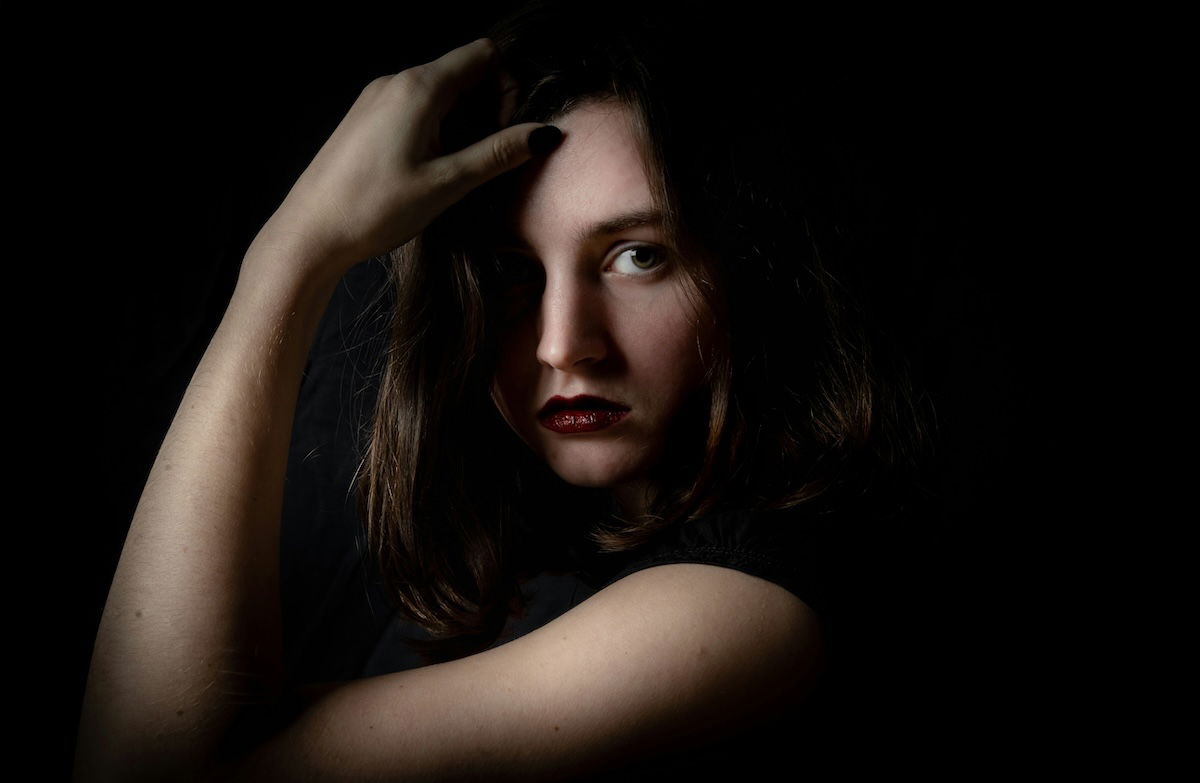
[{"xmin": 527, "ymin": 125, "xmax": 563, "ymax": 156}]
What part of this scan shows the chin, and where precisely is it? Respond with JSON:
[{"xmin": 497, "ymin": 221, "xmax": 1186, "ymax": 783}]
[
  {"xmin": 541, "ymin": 450, "xmax": 644, "ymax": 490},
  {"xmin": 547, "ymin": 464, "xmax": 624, "ymax": 489}
]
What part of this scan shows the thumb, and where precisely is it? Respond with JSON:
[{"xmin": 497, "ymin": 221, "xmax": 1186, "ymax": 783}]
[{"xmin": 445, "ymin": 123, "xmax": 563, "ymax": 196}]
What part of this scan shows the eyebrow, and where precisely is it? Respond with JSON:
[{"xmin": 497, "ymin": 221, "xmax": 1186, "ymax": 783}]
[{"xmin": 497, "ymin": 207, "xmax": 665, "ymax": 250}]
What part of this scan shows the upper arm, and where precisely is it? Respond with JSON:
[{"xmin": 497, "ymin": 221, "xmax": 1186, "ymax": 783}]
[{"xmin": 217, "ymin": 563, "xmax": 824, "ymax": 782}]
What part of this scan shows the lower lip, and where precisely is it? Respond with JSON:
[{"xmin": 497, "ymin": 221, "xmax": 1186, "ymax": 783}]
[{"xmin": 539, "ymin": 409, "xmax": 630, "ymax": 433}]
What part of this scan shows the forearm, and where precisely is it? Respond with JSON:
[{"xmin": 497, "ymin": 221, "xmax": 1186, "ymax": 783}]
[{"xmin": 75, "ymin": 236, "xmax": 347, "ymax": 782}]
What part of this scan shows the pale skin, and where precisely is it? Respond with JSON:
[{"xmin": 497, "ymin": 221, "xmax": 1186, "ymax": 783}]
[{"xmin": 74, "ymin": 38, "xmax": 824, "ymax": 782}]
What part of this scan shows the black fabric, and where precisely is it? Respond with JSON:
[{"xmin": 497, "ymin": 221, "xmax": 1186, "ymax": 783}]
[{"xmin": 577, "ymin": 503, "xmax": 831, "ymax": 615}]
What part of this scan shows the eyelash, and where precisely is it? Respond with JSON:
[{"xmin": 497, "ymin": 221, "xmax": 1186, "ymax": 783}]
[
  {"xmin": 493, "ymin": 243, "xmax": 668, "ymax": 289},
  {"xmin": 611, "ymin": 244, "xmax": 667, "ymax": 276}
]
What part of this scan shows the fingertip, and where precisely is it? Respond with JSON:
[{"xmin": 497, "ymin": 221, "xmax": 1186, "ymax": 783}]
[
  {"xmin": 474, "ymin": 37, "xmax": 498, "ymax": 58},
  {"xmin": 527, "ymin": 125, "xmax": 563, "ymax": 156}
]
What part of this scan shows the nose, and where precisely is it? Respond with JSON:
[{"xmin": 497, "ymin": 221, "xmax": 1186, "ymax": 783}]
[{"xmin": 535, "ymin": 270, "xmax": 608, "ymax": 371}]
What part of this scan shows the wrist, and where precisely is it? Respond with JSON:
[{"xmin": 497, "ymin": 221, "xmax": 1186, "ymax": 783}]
[
  {"xmin": 245, "ymin": 205, "xmax": 370, "ymax": 286},
  {"xmin": 241, "ymin": 220, "xmax": 355, "ymax": 291},
  {"xmin": 231, "ymin": 235, "xmax": 346, "ymax": 343}
]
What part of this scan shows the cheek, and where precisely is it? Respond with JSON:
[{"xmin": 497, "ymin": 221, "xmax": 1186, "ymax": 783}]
[
  {"xmin": 622, "ymin": 303, "xmax": 714, "ymax": 456},
  {"xmin": 622, "ymin": 302, "xmax": 710, "ymax": 388}
]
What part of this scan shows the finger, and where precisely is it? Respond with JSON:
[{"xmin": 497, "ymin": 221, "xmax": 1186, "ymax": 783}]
[
  {"xmin": 496, "ymin": 67, "xmax": 519, "ymax": 98},
  {"xmin": 436, "ymin": 122, "xmax": 563, "ymax": 201},
  {"xmin": 422, "ymin": 37, "xmax": 502, "ymax": 117},
  {"xmin": 498, "ymin": 77, "xmax": 519, "ymax": 128}
]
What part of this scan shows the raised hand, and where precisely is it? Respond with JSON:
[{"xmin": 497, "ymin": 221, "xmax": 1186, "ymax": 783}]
[{"xmin": 250, "ymin": 37, "xmax": 560, "ymax": 283}]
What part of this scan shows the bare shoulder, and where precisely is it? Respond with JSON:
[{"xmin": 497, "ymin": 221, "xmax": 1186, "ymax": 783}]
[{"xmin": 219, "ymin": 563, "xmax": 824, "ymax": 782}]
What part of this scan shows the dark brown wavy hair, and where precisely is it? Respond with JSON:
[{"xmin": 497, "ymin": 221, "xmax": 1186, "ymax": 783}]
[{"xmin": 353, "ymin": 0, "xmax": 930, "ymax": 663}]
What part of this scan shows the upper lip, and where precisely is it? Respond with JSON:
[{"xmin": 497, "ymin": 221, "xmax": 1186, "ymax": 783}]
[{"xmin": 538, "ymin": 394, "xmax": 630, "ymax": 417}]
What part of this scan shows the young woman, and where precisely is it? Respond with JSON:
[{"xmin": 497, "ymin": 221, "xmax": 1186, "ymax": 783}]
[{"xmin": 77, "ymin": 2, "xmax": 927, "ymax": 779}]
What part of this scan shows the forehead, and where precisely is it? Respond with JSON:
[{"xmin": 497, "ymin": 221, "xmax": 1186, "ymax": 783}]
[{"xmin": 501, "ymin": 100, "xmax": 655, "ymax": 244}]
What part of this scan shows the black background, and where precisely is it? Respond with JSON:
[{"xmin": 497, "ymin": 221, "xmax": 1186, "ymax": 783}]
[{"xmin": 14, "ymin": 2, "xmax": 1090, "ymax": 778}]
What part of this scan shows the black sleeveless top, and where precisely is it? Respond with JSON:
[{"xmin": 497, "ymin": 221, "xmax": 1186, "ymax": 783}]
[{"xmin": 572, "ymin": 501, "xmax": 831, "ymax": 613}]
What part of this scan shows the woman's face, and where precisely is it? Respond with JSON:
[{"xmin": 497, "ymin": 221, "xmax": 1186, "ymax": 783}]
[{"xmin": 489, "ymin": 99, "xmax": 714, "ymax": 515}]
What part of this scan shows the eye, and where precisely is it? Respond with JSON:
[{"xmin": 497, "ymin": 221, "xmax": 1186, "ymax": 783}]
[{"xmin": 610, "ymin": 244, "xmax": 667, "ymax": 276}]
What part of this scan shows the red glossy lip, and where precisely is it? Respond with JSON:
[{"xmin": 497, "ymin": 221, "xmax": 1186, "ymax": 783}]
[
  {"xmin": 540, "ymin": 408, "xmax": 629, "ymax": 433},
  {"xmin": 538, "ymin": 394, "xmax": 631, "ymax": 418}
]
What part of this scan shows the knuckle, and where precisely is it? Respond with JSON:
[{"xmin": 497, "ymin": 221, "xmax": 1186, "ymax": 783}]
[
  {"xmin": 357, "ymin": 73, "xmax": 405, "ymax": 100},
  {"xmin": 361, "ymin": 74, "xmax": 390, "ymax": 97},
  {"xmin": 394, "ymin": 65, "xmax": 435, "ymax": 97},
  {"xmin": 488, "ymin": 135, "xmax": 514, "ymax": 169},
  {"xmin": 477, "ymin": 37, "xmax": 499, "ymax": 59},
  {"xmin": 424, "ymin": 157, "xmax": 460, "ymax": 192}
]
